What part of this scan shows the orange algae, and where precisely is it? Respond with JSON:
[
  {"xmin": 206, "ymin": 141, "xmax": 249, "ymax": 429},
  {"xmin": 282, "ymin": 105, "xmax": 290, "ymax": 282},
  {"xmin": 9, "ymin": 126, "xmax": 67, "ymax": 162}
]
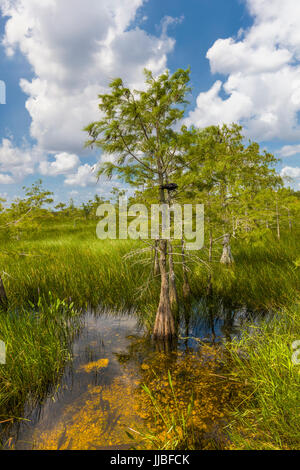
[
  {"xmin": 79, "ymin": 359, "xmax": 109, "ymax": 373},
  {"xmin": 33, "ymin": 344, "xmax": 243, "ymax": 450},
  {"xmin": 131, "ymin": 344, "xmax": 244, "ymax": 450},
  {"xmin": 35, "ymin": 376, "xmax": 141, "ymax": 450}
]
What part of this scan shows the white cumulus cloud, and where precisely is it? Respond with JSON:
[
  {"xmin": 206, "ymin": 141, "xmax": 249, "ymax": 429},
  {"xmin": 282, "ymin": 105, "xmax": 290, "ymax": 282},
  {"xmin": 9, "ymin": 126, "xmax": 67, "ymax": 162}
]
[
  {"xmin": 280, "ymin": 165, "xmax": 300, "ymax": 189},
  {"xmin": 185, "ymin": 0, "xmax": 300, "ymax": 143},
  {"xmin": 279, "ymin": 144, "xmax": 300, "ymax": 158},
  {"xmin": 281, "ymin": 166, "xmax": 300, "ymax": 178},
  {"xmin": 39, "ymin": 152, "xmax": 80, "ymax": 176},
  {"xmin": 0, "ymin": 173, "xmax": 14, "ymax": 184},
  {"xmin": 64, "ymin": 164, "xmax": 97, "ymax": 187},
  {"xmin": 0, "ymin": 137, "xmax": 41, "ymax": 183},
  {"xmin": 0, "ymin": 0, "xmax": 175, "ymax": 159}
]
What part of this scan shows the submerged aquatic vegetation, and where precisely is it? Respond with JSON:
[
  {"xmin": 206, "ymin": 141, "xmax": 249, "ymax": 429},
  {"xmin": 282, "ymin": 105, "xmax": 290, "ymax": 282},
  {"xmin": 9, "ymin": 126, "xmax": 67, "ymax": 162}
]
[
  {"xmin": 35, "ymin": 377, "xmax": 142, "ymax": 450},
  {"xmin": 127, "ymin": 371, "xmax": 196, "ymax": 451},
  {"xmin": 80, "ymin": 359, "xmax": 109, "ymax": 373},
  {"xmin": 13, "ymin": 323, "xmax": 244, "ymax": 451},
  {"xmin": 126, "ymin": 344, "xmax": 244, "ymax": 450}
]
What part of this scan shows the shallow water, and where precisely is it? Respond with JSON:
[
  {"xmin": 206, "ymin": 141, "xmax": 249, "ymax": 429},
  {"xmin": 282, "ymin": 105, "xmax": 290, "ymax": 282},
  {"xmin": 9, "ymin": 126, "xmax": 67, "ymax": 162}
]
[{"xmin": 3, "ymin": 303, "xmax": 250, "ymax": 450}]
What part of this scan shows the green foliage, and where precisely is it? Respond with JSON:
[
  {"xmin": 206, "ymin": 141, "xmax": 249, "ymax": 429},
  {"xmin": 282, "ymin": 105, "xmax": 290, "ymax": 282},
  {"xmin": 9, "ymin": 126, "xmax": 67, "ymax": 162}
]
[
  {"xmin": 0, "ymin": 219, "xmax": 148, "ymax": 310},
  {"xmin": 0, "ymin": 219, "xmax": 298, "ymax": 313},
  {"xmin": 192, "ymin": 230, "xmax": 300, "ymax": 310},
  {"xmin": 0, "ymin": 296, "xmax": 81, "ymax": 421},
  {"xmin": 23, "ymin": 179, "xmax": 54, "ymax": 209},
  {"xmin": 227, "ymin": 303, "xmax": 300, "ymax": 450},
  {"xmin": 85, "ymin": 68, "xmax": 194, "ymax": 194}
]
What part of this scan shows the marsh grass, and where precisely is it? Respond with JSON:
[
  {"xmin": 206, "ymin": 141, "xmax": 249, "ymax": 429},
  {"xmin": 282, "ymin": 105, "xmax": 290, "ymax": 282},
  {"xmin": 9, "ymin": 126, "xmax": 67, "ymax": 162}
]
[
  {"xmin": 0, "ymin": 295, "xmax": 81, "ymax": 424},
  {"xmin": 1, "ymin": 220, "xmax": 299, "ymax": 315},
  {"xmin": 135, "ymin": 303, "xmax": 300, "ymax": 451},
  {"xmin": 1, "ymin": 223, "xmax": 148, "ymax": 310},
  {"xmin": 226, "ymin": 302, "xmax": 300, "ymax": 450},
  {"xmin": 0, "ymin": 219, "xmax": 299, "ymax": 450},
  {"xmin": 193, "ymin": 231, "xmax": 300, "ymax": 310}
]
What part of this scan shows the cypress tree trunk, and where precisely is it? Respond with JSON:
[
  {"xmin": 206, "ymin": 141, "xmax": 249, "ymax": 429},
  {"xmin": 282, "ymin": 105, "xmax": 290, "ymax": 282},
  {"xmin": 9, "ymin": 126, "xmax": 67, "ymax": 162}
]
[
  {"xmin": 208, "ymin": 302, "xmax": 216, "ymax": 343},
  {"xmin": 232, "ymin": 217, "xmax": 236, "ymax": 238},
  {"xmin": 168, "ymin": 241, "xmax": 178, "ymax": 311},
  {"xmin": 209, "ymin": 229, "xmax": 213, "ymax": 263},
  {"xmin": 245, "ymin": 211, "xmax": 251, "ymax": 232},
  {"xmin": 153, "ymin": 239, "xmax": 160, "ymax": 276},
  {"xmin": 153, "ymin": 239, "xmax": 176, "ymax": 339},
  {"xmin": 206, "ymin": 275, "xmax": 213, "ymax": 296},
  {"xmin": 220, "ymin": 233, "xmax": 234, "ymax": 265},
  {"xmin": 153, "ymin": 172, "xmax": 176, "ymax": 340},
  {"xmin": 0, "ymin": 274, "xmax": 8, "ymax": 310}
]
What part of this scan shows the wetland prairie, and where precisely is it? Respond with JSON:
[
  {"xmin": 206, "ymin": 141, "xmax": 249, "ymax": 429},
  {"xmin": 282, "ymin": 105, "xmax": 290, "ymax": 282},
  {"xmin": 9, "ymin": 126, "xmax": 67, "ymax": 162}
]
[{"xmin": 0, "ymin": 216, "xmax": 299, "ymax": 451}]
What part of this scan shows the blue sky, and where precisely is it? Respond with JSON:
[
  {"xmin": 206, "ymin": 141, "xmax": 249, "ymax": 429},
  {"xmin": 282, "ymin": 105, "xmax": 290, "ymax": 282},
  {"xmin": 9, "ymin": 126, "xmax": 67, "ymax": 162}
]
[{"xmin": 0, "ymin": 0, "xmax": 299, "ymax": 206}]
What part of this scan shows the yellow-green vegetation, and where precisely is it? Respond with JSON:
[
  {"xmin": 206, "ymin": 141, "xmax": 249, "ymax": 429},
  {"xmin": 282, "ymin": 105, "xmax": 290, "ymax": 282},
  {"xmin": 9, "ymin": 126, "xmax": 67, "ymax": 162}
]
[
  {"xmin": 0, "ymin": 296, "xmax": 81, "ymax": 425},
  {"xmin": 226, "ymin": 303, "xmax": 300, "ymax": 450},
  {"xmin": 0, "ymin": 67, "xmax": 300, "ymax": 450},
  {"xmin": 34, "ymin": 377, "xmax": 142, "ymax": 450},
  {"xmin": 194, "ymin": 233, "xmax": 300, "ymax": 311},
  {"xmin": 1, "ymin": 218, "xmax": 299, "ymax": 313},
  {"xmin": 0, "ymin": 219, "xmax": 144, "ymax": 310},
  {"xmin": 0, "ymin": 219, "xmax": 299, "ymax": 450},
  {"xmin": 127, "ymin": 304, "xmax": 300, "ymax": 451}
]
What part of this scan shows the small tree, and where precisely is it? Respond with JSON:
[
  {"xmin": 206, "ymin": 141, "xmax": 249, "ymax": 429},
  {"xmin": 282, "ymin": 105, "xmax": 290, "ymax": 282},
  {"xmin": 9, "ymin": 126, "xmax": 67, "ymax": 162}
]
[
  {"xmin": 23, "ymin": 179, "xmax": 54, "ymax": 210},
  {"xmin": 55, "ymin": 202, "xmax": 67, "ymax": 213},
  {"xmin": 181, "ymin": 125, "xmax": 281, "ymax": 263},
  {"xmin": 0, "ymin": 198, "xmax": 6, "ymax": 213},
  {"xmin": 0, "ymin": 181, "xmax": 54, "ymax": 306},
  {"xmin": 85, "ymin": 68, "xmax": 194, "ymax": 340}
]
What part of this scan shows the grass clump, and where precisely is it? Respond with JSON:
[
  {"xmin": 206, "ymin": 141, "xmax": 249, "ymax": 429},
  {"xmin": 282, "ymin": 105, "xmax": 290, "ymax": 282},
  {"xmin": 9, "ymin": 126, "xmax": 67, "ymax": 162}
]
[
  {"xmin": 1, "ymin": 220, "xmax": 299, "ymax": 316},
  {"xmin": 0, "ymin": 295, "xmax": 81, "ymax": 423},
  {"xmin": 226, "ymin": 302, "xmax": 300, "ymax": 450}
]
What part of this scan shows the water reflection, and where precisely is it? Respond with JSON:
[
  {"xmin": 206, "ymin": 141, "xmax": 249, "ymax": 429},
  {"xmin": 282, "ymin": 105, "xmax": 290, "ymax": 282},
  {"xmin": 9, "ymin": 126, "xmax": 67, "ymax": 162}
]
[
  {"xmin": 1, "ymin": 299, "xmax": 257, "ymax": 450},
  {"xmin": 180, "ymin": 296, "xmax": 259, "ymax": 348}
]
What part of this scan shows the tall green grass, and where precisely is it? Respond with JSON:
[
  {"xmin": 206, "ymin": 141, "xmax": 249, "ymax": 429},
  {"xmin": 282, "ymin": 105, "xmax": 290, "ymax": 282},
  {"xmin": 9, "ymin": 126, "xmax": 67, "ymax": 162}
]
[
  {"xmin": 226, "ymin": 302, "xmax": 300, "ymax": 450},
  {"xmin": 192, "ymin": 231, "xmax": 300, "ymax": 311},
  {"xmin": 1, "ymin": 220, "xmax": 299, "ymax": 314},
  {"xmin": 0, "ymin": 296, "xmax": 81, "ymax": 423},
  {"xmin": 0, "ymin": 219, "xmax": 299, "ymax": 450},
  {"xmin": 1, "ymin": 228, "xmax": 148, "ymax": 310}
]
